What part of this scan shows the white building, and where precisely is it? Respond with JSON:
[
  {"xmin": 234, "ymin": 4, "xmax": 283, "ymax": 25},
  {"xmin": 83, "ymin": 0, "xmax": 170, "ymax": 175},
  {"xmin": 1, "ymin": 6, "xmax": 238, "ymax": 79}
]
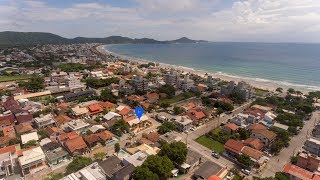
[
  {"xmin": 18, "ymin": 147, "xmax": 47, "ymax": 176},
  {"xmin": 177, "ymin": 75, "xmax": 194, "ymax": 91},
  {"xmin": 172, "ymin": 116, "xmax": 193, "ymax": 131},
  {"xmin": 21, "ymin": 132, "xmax": 39, "ymax": 144},
  {"xmin": 66, "ymin": 119, "xmax": 90, "ymax": 134},
  {"xmin": 34, "ymin": 114, "xmax": 56, "ymax": 129},
  {"xmin": 62, "ymin": 162, "xmax": 106, "ymax": 180}
]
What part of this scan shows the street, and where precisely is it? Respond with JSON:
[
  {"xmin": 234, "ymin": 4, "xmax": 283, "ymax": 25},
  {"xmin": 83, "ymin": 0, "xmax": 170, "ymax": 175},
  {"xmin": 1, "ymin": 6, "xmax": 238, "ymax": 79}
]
[{"xmin": 260, "ymin": 111, "xmax": 320, "ymax": 177}]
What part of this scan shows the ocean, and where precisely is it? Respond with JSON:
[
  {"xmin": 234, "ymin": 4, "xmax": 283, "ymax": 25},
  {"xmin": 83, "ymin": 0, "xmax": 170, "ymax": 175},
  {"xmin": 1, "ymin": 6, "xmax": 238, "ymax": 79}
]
[{"xmin": 105, "ymin": 42, "xmax": 320, "ymax": 91}]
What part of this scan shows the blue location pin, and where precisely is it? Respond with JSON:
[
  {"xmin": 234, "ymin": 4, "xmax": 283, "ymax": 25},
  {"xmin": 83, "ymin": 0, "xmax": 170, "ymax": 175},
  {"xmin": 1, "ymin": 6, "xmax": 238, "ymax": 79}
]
[{"xmin": 135, "ymin": 106, "xmax": 144, "ymax": 120}]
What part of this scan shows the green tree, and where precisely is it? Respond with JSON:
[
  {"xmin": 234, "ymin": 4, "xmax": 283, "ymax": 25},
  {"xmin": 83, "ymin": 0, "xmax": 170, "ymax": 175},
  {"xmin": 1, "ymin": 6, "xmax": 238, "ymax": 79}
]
[
  {"xmin": 23, "ymin": 140, "xmax": 38, "ymax": 148},
  {"xmin": 0, "ymin": 131, "xmax": 3, "ymax": 137},
  {"xmin": 66, "ymin": 157, "xmax": 92, "ymax": 175},
  {"xmin": 276, "ymin": 87, "xmax": 283, "ymax": 93},
  {"xmin": 159, "ymin": 141, "xmax": 187, "ymax": 165},
  {"xmin": 157, "ymin": 121, "xmax": 176, "ymax": 134},
  {"xmin": 230, "ymin": 91, "xmax": 246, "ymax": 104},
  {"xmin": 142, "ymin": 155, "xmax": 174, "ymax": 180},
  {"xmin": 114, "ymin": 143, "xmax": 120, "ymax": 155},
  {"xmin": 238, "ymin": 128, "xmax": 251, "ymax": 140},
  {"xmin": 110, "ymin": 119, "xmax": 130, "ymax": 136},
  {"xmin": 238, "ymin": 154, "xmax": 253, "ymax": 167},
  {"xmin": 290, "ymin": 155, "xmax": 298, "ymax": 165},
  {"xmin": 100, "ymin": 89, "xmax": 117, "ymax": 103},
  {"xmin": 173, "ymin": 106, "xmax": 184, "ymax": 115},
  {"xmin": 158, "ymin": 85, "xmax": 175, "ymax": 98},
  {"xmin": 9, "ymin": 138, "xmax": 20, "ymax": 145},
  {"xmin": 18, "ymin": 75, "xmax": 44, "ymax": 92},
  {"xmin": 160, "ymin": 102, "xmax": 170, "ymax": 108},
  {"xmin": 275, "ymin": 172, "xmax": 289, "ymax": 180},
  {"xmin": 287, "ymin": 88, "xmax": 295, "ymax": 94},
  {"xmin": 38, "ymin": 129, "xmax": 49, "ymax": 140},
  {"xmin": 133, "ymin": 166, "xmax": 160, "ymax": 180},
  {"xmin": 93, "ymin": 152, "xmax": 106, "ymax": 160},
  {"xmin": 44, "ymin": 173, "xmax": 63, "ymax": 180}
]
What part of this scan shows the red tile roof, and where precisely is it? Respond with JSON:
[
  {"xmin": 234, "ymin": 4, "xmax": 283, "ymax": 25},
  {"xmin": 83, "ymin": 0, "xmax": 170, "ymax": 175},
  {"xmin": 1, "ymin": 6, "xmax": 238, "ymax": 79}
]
[
  {"xmin": 208, "ymin": 175, "xmax": 222, "ymax": 180},
  {"xmin": 57, "ymin": 131, "xmax": 79, "ymax": 141},
  {"xmin": 99, "ymin": 101, "xmax": 116, "ymax": 109},
  {"xmin": 241, "ymin": 146, "xmax": 263, "ymax": 160},
  {"xmin": 224, "ymin": 139, "xmax": 244, "ymax": 154},
  {"xmin": 188, "ymin": 109, "xmax": 206, "ymax": 120},
  {"xmin": 88, "ymin": 104, "xmax": 103, "ymax": 114},
  {"xmin": 146, "ymin": 93, "xmax": 159, "ymax": 99},
  {"xmin": 2, "ymin": 126, "xmax": 15, "ymax": 137},
  {"xmin": 252, "ymin": 129, "xmax": 277, "ymax": 141},
  {"xmin": 119, "ymin": 107, "xmax": 132, "ymax": 116},
  {"xmin": 65, "ymin": 136, "xmax": 87, "ymax": 153},
  {"xmin": 243, "ymin": 138, "xmax": 264, "ymax": 150},
  {"xmin": 55, "ymin": 115, "xmax": 72, "ymax": 125},
  {"xmin": 14, "ymin": 122, "xmax": 33, "ymax": 134},
  {"xmin": 140, "ymin": 102, "xmax": 151, "ymax": 109},
  {"xmin": 0, "ymin": 119, "xmax": 13, "ymax": 127},
  {"xmin": 283, "ymin": 163, "xmax": 313, "ymax": 180},
  {"xmin": 83, "ymin": 134, "xmax": 100, "ymax": 145},
  {"xmin": 97, "ymin": 130, "xmax": 113, "ymax": 141},
  {"xmin": 224, "ymin": 123, "xmax": 239, "ymax": 131},
  {"xmin": 146, "ymin": 131, "xmax": 160, "ymax": 143},
  {"xmin": 124, "ymin": 116, "xmax": 135, "ymax": 122},
  {"xmin": 248, "ymin": 123, "xmax": 267, "ymax": 131},
  {"xmin": 46, "ymin": 127, "xmax": 65, "ymax": 136},
  {"xmin": 0, "ymin": 144, "xmax": 20, "ymax": 155}
]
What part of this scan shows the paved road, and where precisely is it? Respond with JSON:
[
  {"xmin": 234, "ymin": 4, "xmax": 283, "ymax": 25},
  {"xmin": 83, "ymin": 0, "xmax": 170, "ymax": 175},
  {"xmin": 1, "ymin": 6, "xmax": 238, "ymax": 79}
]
[{"xmin": 260, "ymin": 111, "xmax": 320, "ymax": 178}]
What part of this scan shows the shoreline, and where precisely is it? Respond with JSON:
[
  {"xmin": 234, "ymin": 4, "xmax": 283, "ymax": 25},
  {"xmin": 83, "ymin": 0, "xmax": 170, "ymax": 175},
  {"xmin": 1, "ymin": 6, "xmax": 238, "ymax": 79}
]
[{"xmin": 97, "ymin": 45, "xmax": 319, "ymax": 93}]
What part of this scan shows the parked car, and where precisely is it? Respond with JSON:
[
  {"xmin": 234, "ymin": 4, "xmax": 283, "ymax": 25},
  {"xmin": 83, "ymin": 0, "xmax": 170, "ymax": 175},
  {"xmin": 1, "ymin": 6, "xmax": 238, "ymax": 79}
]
[
  {"xmin": 211, "ymin": 151, "xmax": 220, "ymax": 159},
  {"xmin": 190, "ymin": 127, "xmax": 195, "ymax": 131},
  {"xmin": 241, "ymin": 169, "xmax": 251, "ymax": 175}
]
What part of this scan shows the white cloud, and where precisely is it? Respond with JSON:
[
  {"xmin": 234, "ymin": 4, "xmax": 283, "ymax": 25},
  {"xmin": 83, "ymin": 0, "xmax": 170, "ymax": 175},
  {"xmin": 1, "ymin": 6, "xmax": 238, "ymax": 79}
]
[{"xmin": 0, "ymin": 0, "xmax": 320, "ymax": 42}]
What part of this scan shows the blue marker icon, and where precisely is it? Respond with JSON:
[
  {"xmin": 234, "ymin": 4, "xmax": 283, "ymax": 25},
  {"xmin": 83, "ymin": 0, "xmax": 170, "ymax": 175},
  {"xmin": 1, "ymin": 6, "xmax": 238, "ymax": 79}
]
[{"xmin": 135, "ymin": 106, "xmax": 144, "ymax": 120}]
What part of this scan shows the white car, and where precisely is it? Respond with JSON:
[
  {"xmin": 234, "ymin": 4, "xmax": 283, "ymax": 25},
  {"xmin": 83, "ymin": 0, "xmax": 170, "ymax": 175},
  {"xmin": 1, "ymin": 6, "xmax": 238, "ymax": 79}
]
[{"xmin": 241, "ymin": 169, "xmax": 251, "ymax": 175}]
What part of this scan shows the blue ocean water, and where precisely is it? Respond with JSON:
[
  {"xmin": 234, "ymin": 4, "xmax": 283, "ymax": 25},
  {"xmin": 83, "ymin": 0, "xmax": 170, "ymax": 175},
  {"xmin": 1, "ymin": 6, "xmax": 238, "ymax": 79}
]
[{"xmin": 106, "ymin": 42, "xmax": 320, "ymax": 91}]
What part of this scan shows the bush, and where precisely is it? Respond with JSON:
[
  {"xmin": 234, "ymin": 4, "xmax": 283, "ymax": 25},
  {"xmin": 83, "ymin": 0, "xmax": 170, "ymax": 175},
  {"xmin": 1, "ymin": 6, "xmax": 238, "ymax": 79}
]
[
  {"xmin": 157, "ymin": 121, "xmax": 176, "ymax": 134},
  {"xmin": 66, "ymin": 157, "xmax": 92, "ymax": 175}
]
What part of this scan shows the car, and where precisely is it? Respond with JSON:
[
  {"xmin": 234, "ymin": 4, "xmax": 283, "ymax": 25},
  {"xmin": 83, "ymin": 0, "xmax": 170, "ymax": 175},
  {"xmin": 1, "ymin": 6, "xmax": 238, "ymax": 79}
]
[
  {"xmin": 211, "ymin": 151, "xmax": 220, "ymax": 159},
  {"xmin": 190, "ymin": 127, "xmax": 195, "ymax": 131},
  {"xmin": 184, "ymin": 130, "xmax": 189, "ymax": 134},
  {"xmin": 241, "ymin": 169, "xmax": 251, "ymax": 175}
]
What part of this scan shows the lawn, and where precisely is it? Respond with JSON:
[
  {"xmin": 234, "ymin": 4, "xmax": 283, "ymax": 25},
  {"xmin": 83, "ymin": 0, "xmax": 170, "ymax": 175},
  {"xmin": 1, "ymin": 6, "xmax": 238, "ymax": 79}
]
[
  {"xmin": 254, "ymin": 87, "xmax": 269, "ymax": 97},
  {"xmin": 160, "ymin": 92, "xmax": 196, "ymax": 104},
  {"xmin": 195, "ymin": 135, "xmax": 224, "ymax": 153},
  {"xmin": 0, "ymin": 75, "xmax": 32, "ymax": 82}
]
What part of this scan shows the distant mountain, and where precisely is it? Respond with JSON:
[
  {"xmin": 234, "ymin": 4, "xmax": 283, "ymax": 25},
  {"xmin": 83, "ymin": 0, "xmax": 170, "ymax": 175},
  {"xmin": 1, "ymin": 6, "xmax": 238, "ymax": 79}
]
[{"xmin": 0, "ymin": 31, "xmax": 208, "ymax": 48}]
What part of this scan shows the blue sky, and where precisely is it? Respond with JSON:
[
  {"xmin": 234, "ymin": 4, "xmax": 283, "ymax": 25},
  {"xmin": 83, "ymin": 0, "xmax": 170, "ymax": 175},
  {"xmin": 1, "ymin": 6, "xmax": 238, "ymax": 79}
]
[{"xmin": 1, "ymin": 0, "xmax": 320, "ymax": 42}]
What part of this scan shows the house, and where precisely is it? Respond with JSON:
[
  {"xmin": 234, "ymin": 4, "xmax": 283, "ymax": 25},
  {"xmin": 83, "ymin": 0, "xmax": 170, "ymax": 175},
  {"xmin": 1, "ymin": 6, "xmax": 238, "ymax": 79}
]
[
  {"xmin": 172, "ymin": 116, "xmax": 193, "ymax": 132},
  {"xmin": 241, "ymin": 146, "xmax": 264, "ymax": 164},
  {"xmin": 87, "ymin": 104, "xmax": 103, "ymax": 115},
  {"xmin": 46, "ymin": 127, "xmax": 65, "ymax": 141},
  {"xmin": 125, "ymin": 144, "xmax": 160, "ymax": 156},
  {"xmin": 63, "ymin": 90, "xmax": 95, "ymax": 102},
  {"xmin": 21, "ymin": 132, "xmax": 39, "ymax": 144},
  {"xmin": 18, "ymin": 146, "xmax": 47, "ymax": 176},
  {"xmin": 222, "ymin": 123, "xmax": 239, "ymax": 134},
  {"xmin": 64, "ymin": 136, "xmax": 88, "ymax": 156},
  {"xmin": 33, "ymin": 114, "xmax": 56, "ymax": 129},
  {"xmin": 66, "ymin": 119, "xmax": 90, "ymax": 134},
  {"xmin": 0, "ymin": 144, "xmax": 20, "ymax": 178},
  {"xmin": 0, "ymin": 119, "xmax": 14, "ymax": 131},
  {"xmin": 146, "ymin": 93, "xmax": 159, "ymax": 103},
  {"xmin": 3, "ymin": 97, "xmax": 20, "ymax": 111},
  {"xmin": 14, "ymin": 122, "xmax": 34, "ymax": 134},
  {"xmin": 96, "ymin": 130, "xmax": 114, "ymax": 142},
  {"xmin": 224, "ymin": 139, "xmax": 245, "ymax": 157},
  {"xmin": 160, "ymin": 131, "xmax": 182, "ymax": 143},
  {"xmin": 243, "ymin": 138, "xmax": 264, "ymax": 150},
  {"xmin": 251, "ymin": 129, "xmax": 277, "ymax": 147},
  {"xmin": 97, "ymin": 156, "xmax": 134, "ymax": 180},
  {"xmin": 118, "ymin": 107, "xmax": 134, "ymax": 118},
  {"xmin": 273, "ymin": 122, "xmax": 289, "ymax": 131},
  {"xmin": 63, "ymin": 162, "xmax": 107, "ymax": 180},
  {"xmin": 248, "ymin": 123, "xmax": 267, "ymax": 131},
  {"xmin": 296, "ymin": 152, "xmax": 320, "ymax": 172},
  {"xmin": 55, "ymin": 115, "xmax": 72, "ymax": 126},
  {"xmin": 99, "ymin": 101, "xmax": 117, "ymax": 111},
  {"xmin": 41, "ymin": 141, "xmax": 69, "ymax": 166},
  {"xmin": 282, "ymin": 163, "xmax": 314, "ymax": 180},
  {"xmin": 146, "ymin": 131, "xmax": 160, "ymax": 143},
  {"xmin": 57, "ymin": 131, "xmax": 79, "ymax": 144},
  {"xmin": 71, "ymin": 106, "xmax": 89, "ymax": 117},
  {"xmin": 0, "ymin": 135, "xmax": 15, "ymax": 148},
  {"xmin": 83, "ymin": 134, "xmax": 101, "ymax": 148},
  {"xmin": 14, "ymin": 110, "xmax": 33, "ymax": 124},
  {"xmin": 187, "ymin": 109, "xmax": 206, "ymax": 123},
  {"xmin": 179, "ymin": 149, "xmax": 202, "ymax": 173},
  {"xmin": 304, "ymin": 138, "xmax": 320, "ymax": 156},
  {"xmin": 88, "ymin": 125, "xmax": 105, "ymax": 133},
  {"xmin": 123, "ymin": 151, "xmax": 149, "ymax": 167},
  {"xmin": 2, "ymin": 126, "xmax": 15, "ymax": 137},
  {"xmin": 103, "ymin": 112, "xmax": 121, "ymax": 121},
  {"xmin": 193, "ymin": 161, "xmax": 227, "ymax": 180},
  {"xmin": 264, "ymin": 111, "xmax": 276, "ymax": 124}
]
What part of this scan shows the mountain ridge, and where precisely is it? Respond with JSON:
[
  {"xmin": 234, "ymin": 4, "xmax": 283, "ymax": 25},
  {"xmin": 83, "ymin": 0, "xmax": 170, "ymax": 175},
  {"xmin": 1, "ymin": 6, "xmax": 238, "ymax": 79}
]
[{"xmin": 0, "ymin": 31, "xmax": 208, "ymax": 48}]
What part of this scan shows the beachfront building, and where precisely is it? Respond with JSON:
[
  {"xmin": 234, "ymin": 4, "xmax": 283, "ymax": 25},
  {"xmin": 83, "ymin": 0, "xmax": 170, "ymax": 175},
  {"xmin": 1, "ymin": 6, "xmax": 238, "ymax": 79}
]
[
  {"xmin": 132, "ymin": 75, "xmax": 149, "ymax": 92},
  {"xmin": 164, "ymin": 70, "xmax": 179, "ymax": 87},
  {"xmin": 177, "ymin": 74, "xmax": 194, "ymax": 91},
  {"xmin": 221, "ymin": 81, "xmax": 253, "ymax": 100}
]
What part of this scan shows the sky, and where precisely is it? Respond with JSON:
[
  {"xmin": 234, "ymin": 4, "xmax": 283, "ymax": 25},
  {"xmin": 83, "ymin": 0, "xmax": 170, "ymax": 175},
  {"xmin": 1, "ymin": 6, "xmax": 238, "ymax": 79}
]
[{"xmin": 1, "ymin": 0, "xmax": 320, "ymax": 42}]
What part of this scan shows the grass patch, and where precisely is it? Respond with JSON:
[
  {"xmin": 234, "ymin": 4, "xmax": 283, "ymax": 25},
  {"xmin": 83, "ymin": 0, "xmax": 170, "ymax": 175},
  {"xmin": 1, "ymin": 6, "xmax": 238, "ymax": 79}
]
[
  {"xmin": 160, "ymin": 92, "xmax": 196, "ymax": 104},
  {"xmin": 195, "ymin": 135, "xmax": 224, "ymax": 153},
  {"xmin": 211, "ymin": 127, "xmax": 222, "ymax": 135},
  {"xmin": 254, "ymin": 87, "xmax": 269, "ymax": 97},
  {"xmin": 0, "ymin": 75, "xmax": 32, "ymax": 82}
]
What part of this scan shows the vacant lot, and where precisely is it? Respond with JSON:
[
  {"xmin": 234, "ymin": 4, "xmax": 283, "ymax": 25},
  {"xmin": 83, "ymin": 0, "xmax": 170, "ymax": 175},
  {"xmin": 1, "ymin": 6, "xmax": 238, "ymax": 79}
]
[
  {"xmin": 0, "ymin": 75, "xmax": 32, "ymax": 82},
  {"xmin": 195, "ymin": 135, "xmax": 224, "ymax": 153}
]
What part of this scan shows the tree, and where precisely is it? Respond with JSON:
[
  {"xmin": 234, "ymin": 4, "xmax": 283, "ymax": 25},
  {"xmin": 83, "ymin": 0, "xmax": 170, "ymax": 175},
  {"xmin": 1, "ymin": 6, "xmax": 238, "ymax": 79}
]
[
  {"xmin": 110, "ymin": 119, "xmax": 130, "ymax": 136},
  {"xmin": 18, "ymin": 75, "xmax": 44, "ymax": 92},
  {"xmin": 38, "ymin": 129, "xmax": 49, "ymax": 140},
  {"xmin": 142, "ymin": 155, "xmax": 174, "ymax": 180},
  {"xmin": 23, "ymin": 140, "xmax": 38, "ymax": 148},
  {"xmin": 238, "ymin": 128, "xmax": 251, "ymax": 140},
  {"xmin": 287, "ymin": 88, "xmax": 295, "ymax": 94},
  {"xmin": 160, "ymin": 102, "xmax": 170, "ymax": 108},
  {"xmin": 114, "ymin": 143, "xmax": 120, "ymax": 155},
  {"xmin": 296, "ymin": 91, "xmax": 303, "ymax": 96},
  {"xmin": 158, "ymin": 84, "xmax": 175, "ymax": 98},
  {"xmin": 173, "ymin": 106, "xmax": 184, "ymax": 115},
  {"xmin": 157, "ymin": 121, "xmax": 176, "ymax": 134},
  {"xmin": 159, "ymin": 142, "xmax": 188, "ymax": 165},
  {"xmin": 230, "ymin": 91, "xmax": 246, "ymax": 104},
  {"xmin": 133, "ymin": 166, "xmax": 159, "ymax": 180},
  {"xmin": 0, "ymin": 131, "xmax": 3, "ymax": 137},
  {"xmin": 9, "ymin": 138, "xmax": 20, "ymax": 145},
  {"xmin": 275, "ymin": 172, "xmax": 289, "ymax": 180},
  {"xmin": 238, "ymin": 154, "xmax": 253, "ymax": 167},
  {"xmin": 66, "ymin": 157, "xmax": 92, "ymax": 175},
  {"xmin": 290, "ymin": 155, "xmax": 298, "ymax": 165},
  {"xmin": 214, "ymin": 101, "xmax": 234, "ymax": 111},
  {"xmin": 44, "ymin": 173, "xmax": 63, "ymax": 180},
  {"xmin": 100, "ymin": 89, "xmax": 117, "ymax": 103},
  {"xmin": 276, "ymin": 87, "xmax": 283, "ymax": 93},
  {"xmin": 93, "ymin": 152, "xmax": 106, "ymax": 160}
]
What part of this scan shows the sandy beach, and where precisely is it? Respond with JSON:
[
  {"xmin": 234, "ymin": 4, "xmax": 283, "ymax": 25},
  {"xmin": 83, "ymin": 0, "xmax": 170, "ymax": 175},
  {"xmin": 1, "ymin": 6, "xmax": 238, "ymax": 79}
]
[{"xmin": 97, "ymin": 45, "xmax": 317, "ymax": 93}]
